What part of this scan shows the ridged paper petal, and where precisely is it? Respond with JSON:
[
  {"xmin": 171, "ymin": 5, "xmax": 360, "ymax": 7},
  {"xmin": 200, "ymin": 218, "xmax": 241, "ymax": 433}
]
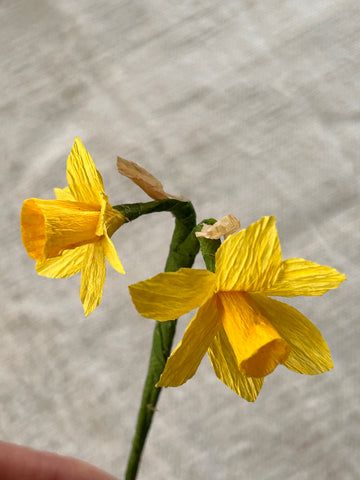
[
  {"xmin": 67, "ymin": 137, "xmax": 105, "ymax": 205},
  {"xmin": 80, "ymin": 242, "xmax": 106, "ymax": 316},
  {"xmin": 54, "ymin": 186, "xmax": 75, "ymax": 201},
  {"xmin": 215, "ymin": 216, "xmax": 282, "ymax": 292},
  {"xmin": 96, "ymin": 193, "xmax": 124, "ymax": 238},
  {"xmin": 103, "ymin": 233, "xmax": 125, "ymax": 274},
  {"xmin": 262, "ymin": 257, "xmax": 346, "ymax": 297},
  {"xmin": 157, "ymin": 296, "xmax": 221, "ymax": 387},
  {"xmin": 249, "ymin": 294, "xmax": 333, "ymax": 374},
  {"xmin": 36, "ymin": 245, "xmax": 87, "ymax": 278},
  {"xmin": 208, "ymin": 326, "xmax": 264, "ymax": 402},
  {"xmin": 129, "ymin": 268, "xmax": 216, "ymax": 321}
]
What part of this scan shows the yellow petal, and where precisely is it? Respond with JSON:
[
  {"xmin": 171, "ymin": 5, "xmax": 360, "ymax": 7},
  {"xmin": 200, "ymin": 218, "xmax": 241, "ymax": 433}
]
[
  {"xmin": 21, "ymin": 198, "xmax": 100, "ymax": 261},
  {"xmin": 80, "ymin": 242, "xmax": 106, "ymax": 316},
  {"xmin": 96, "ymin": 193, "xmax": 125, "ymax": 238},
  {"xmin": 54, "ymin": 186, "xmax": 75, "ymax": 201},
  {"xmin": 129, "ymin": 268, "xmax": 216, "ymax": 321},
  {"xmin": 105, "ymin": 204, "xmax": 125, "ymax": 237},
  {"xmin": 216, "ymin": 216, "xmax": 282, "ymax": 293},
  {"xmin": 157, "ymin": 295, "xmax": 221, "ymax": 387},
  {"xmin": 208, "ymin": 326, "xmax": 264, "ymax": 401},
  {"xmin": 219, "ymin": 292, "xmax": 290, "ymax": 377},
  {"xmin": 36, "ymin": 245, "xmax": 87, "ymax": 278},
  {"xmin": 262, "ymin": 257, "xmax": 346, "ymax": 297},
  {"xmin": 96, "ymin": 194, "xmax": 110, "ymax": 237},
  {"xmin": 249, "ymin": 294, "xmax": 333, "ymax": 374},
  {"xmin": 67, "ymin": 137, "xmax": 105, "ymax": 205},
  {"xmin": 103, "ymin": 233, "xmax": 125, "ymax": 274}
]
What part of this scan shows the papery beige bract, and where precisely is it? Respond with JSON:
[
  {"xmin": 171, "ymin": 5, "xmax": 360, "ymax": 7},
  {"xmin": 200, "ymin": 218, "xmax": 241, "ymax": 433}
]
[
  {"xmin": 196, "ymin": 214, "xmax": 241, "ymax": 239},
  {"xmin": 117, "ymin": 156, "xmax": 185, "ymax": 201}
]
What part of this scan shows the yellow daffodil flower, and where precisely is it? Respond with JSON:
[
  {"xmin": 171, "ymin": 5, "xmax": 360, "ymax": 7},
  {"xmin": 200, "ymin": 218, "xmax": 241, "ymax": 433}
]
[
  {"xmin": 129, "ymin": 216, "xmax": 346, "ymax": 401},
  {"xmin": 21, "ymin": 137, "xmax": 125, "ymax": 316}
]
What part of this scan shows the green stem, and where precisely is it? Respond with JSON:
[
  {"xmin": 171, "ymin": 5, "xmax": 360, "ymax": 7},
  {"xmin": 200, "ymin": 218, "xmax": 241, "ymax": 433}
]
[
  {"xmin": 114, "ymin": 199, "xmax": 187, "ymax": 222},
  {"xmin": 125, "ymin": 201, "xmax": 198, "ymax": 480},
  {"xmin": 193, "ymin": 218, "xmax": 220, "ymax": 273}
]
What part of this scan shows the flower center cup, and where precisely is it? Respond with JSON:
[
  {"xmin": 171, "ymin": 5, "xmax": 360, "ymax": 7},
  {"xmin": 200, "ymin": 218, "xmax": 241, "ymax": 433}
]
[
  {"xmin": 21, "ymin": 198, "xmax": 101, "ymax": 261},
  {"xmin": 218, "ymin": 291, "xmax": 290, "ymax": 378}
]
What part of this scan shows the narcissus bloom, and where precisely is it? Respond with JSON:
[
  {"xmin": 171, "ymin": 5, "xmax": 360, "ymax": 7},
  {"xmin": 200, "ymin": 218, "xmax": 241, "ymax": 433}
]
[
  {"xmin": 21, "ymin": 137, "xmax": 125, "ymax": 315},
  {"xmin": 129, "ymin": 216, "xmax": 346, "ymax": 401}
]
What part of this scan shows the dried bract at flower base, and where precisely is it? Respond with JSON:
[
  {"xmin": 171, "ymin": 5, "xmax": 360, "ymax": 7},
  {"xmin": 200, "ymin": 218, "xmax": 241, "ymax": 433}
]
[
  {"xmin": 196, "ymin": 214, "xmax": 241, "ymax": 240},
  {"xmin": 117, "ymin": 156, "xmax": 185, "ymax": 201}
]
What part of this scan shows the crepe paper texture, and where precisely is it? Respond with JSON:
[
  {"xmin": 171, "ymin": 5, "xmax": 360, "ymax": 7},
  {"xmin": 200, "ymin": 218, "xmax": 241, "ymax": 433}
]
[
  {"xmin": 129, "ymin": 216, "xmax": 346, "ymax": 401},
  {"xmin": 196, "ymin": 214, "xmax": 240, "ymax": 240},
  {"xmin": 117, "ymin": 156, "xmax": 185, "ymax": 201},
  {"xmin": 117, "ymin": 156, "xmax": 169, "ymax": 199},
  {"xmin": 21, "ymin": 137, "xmax": 125, "ymax": 316}
]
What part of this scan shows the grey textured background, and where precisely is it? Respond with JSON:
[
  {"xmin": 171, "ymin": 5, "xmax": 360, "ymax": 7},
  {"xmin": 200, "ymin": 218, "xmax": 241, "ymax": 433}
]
[{"xmin": 1, "ymin": 1, "xmax": 359, "ymax": 479}]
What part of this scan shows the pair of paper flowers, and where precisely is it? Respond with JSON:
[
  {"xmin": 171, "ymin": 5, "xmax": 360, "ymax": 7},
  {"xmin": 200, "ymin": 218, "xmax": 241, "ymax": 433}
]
[{"xmin": 21, "ymin": 138, "xmax": 346, "ymax": 401}]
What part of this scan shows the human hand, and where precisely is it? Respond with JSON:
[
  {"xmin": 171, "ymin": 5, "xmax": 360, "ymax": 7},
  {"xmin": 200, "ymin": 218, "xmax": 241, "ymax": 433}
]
[{"xmin": 0, "ymin": 441, "xmax": 118, "ymax": 480}]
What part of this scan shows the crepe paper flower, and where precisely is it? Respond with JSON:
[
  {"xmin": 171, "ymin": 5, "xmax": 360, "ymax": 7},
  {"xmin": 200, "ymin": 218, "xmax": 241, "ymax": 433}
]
[
  {"xmin": 21, "ymin": 137, "xmax": 125, "ymax": 316},
  {"xmin": 196, "ymin": 214, "xmax": 241, "ymax": 240},
  {"xmin": 129, "ymin": 216, "xmax": 346, "ymax": 401},
  {"xmin": 117, "ymin": 156, "xmax": 185, "ymax": 201}
]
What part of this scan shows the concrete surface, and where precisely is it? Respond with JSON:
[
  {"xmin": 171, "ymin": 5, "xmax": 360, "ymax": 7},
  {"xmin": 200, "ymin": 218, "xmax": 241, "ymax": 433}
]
[{"xmin": 1, "ymin": 1, "xmax": 359, "ymax": 479}]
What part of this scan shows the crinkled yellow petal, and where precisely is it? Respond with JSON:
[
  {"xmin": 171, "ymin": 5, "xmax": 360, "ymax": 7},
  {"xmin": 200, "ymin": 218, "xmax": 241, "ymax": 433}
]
[
  {"xmin": 103, "ymin": 233, "xmax": 125, "ymax": 274},
  {"xmin": 157, "ymin": 295, "xmax": 221, "ymax": 387},
  {"xmin": 249, "ymin": 293, "xmax": 333, "ymax": 374},
  {"xmin": 129, "ymin": 268, "xmax": 216, "ymax": 321},
  {"xmin": 54, "ymin": 186, "xmax": 75, "ymax": 201},
  {"xmin": 215, "ymin": 216, "xmax": 282, "ymax": 293},
  {"xmin": 96, "ymin": 193, "xmax": 125, "ymax": 238},
  {"xmin": 219, "ymin": 292, "xmax": 290, "ymax": 378},
  {"xmin": 208, "ymin": 326, "xmax": 264, "ymax": 401},
  {"xmin": 36, "ymin": 245, "xmax": 87, "ymax": 278},
  {"xmin": 21, "ymin": 198, "xmax": 100, "ymax": 261},
  {"xmin": 103, "ymin": 199, "xmax": 125, "ymax": 237},
  {"xmin": 96, "ymin": 194, "xmax": 110, "ymax": 237},
  {"xmin": 80, "ymin": 242, "xmax": 106, "ymax": 316},
  {"xmin": 67, "ymin": 137, "xmax": 105, "ymax": 205},
  {"xmin": 262, "ymin": 257, "xmax": 346, "ymax": 297}
]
